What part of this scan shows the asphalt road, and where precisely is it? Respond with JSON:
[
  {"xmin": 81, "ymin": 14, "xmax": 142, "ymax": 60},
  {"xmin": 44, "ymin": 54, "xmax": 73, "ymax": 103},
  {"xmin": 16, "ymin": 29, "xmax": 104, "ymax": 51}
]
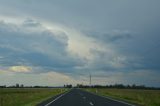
[{"xmin": 38, "ymin": 89, "xmax": 136, "ymax": 106}]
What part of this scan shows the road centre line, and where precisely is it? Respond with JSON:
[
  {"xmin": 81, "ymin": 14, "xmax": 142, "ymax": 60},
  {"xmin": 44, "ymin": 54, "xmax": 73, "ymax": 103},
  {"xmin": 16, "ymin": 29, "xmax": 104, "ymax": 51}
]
[
  {"xmin": 89, "ymin": 102, "xmax": 94, "ymax": 106},
  {"xmin": 83, "ymin": 96, "xmax": 86, "ymax": 99}
]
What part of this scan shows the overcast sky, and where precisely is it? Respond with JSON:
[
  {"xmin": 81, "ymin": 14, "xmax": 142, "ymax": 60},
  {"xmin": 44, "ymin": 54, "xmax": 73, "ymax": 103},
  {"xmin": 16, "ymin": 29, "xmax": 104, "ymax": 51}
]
[{"xmin": 0, "ymin": 0, "xmax": 160, "ymax": 87}]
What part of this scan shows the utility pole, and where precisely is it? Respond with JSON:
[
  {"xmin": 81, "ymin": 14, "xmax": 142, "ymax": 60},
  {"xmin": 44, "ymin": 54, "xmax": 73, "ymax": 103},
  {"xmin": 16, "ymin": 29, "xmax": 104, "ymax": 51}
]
[{"xmin": 89, "ymin": 73, "xmax": 91, "ymax": 87}]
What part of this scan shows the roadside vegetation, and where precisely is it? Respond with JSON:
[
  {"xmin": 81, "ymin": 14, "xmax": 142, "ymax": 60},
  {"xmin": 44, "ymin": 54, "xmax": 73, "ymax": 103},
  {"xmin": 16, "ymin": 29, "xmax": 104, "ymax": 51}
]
[
  {"xmin": 84, "ymin": 88, "xmax": 160, "ymax": 106},
  {"xmin": 0, "ymin": 88, "xmax": 67, "ymax": 106}
]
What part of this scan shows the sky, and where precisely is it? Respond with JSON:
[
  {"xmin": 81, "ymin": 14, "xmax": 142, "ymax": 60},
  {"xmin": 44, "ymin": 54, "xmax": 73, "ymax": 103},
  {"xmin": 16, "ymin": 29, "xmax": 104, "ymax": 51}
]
[{"xmin": 0, "ymin": 0, "xmax": 160, "ymax": 87}]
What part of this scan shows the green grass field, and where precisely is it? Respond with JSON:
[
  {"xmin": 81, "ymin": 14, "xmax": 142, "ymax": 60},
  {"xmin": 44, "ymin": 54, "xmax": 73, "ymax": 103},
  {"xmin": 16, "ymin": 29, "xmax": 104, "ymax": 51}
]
[
  {"xmin": 84, "ymin": 88, "xmax": 160, "ymax": 106},
  {"xmin": 0, "ymin": 88, "xmax": 67, "ymax": 106}
]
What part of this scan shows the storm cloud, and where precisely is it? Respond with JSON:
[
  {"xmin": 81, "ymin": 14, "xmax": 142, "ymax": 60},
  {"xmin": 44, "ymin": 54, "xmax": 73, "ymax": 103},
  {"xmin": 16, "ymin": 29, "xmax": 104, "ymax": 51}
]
[
  {"xmin": 0, "ymin": 0, "xmax": 160, "ymax": 87},
  {"xmin": 0, "ymin": 20, "xmax": 85, "ymax": 72}
]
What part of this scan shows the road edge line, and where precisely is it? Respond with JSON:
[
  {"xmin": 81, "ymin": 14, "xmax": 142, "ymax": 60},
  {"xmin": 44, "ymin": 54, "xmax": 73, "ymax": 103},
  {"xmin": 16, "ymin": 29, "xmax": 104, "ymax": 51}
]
[
  {"xmin": 82, "ymin": 89, "xmax": 136, "ymax": 106},
  {"xmin": 44, "ymin": 89, "xmax": 71, "ymax": 106}
]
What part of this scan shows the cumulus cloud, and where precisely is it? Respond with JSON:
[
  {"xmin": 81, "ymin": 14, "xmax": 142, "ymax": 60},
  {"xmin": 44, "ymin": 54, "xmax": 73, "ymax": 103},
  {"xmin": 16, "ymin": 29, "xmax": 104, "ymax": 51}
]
[
  {"xmin": 9, "ymin": 66, "xmax": 32, "ymax": 73},
  {"xmin": 0, "ymin": 19, "xmax": 85, "ymax": 73}
]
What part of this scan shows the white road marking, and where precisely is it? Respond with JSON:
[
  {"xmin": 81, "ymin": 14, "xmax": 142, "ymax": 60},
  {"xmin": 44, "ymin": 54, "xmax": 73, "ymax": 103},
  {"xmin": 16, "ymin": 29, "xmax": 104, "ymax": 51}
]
[
  {"xmin": 89, "ymin": 102, "xmax": 94, "ymax": 106},
  {"xmin": 103, "ymin": 96, "xmax": 136, "ymax": 106},
  {"xmin": 85, "ymin": 91, "xmax": 136, "ymax": 106},
  {"xmin": 83, "ymin": 96, "xmax": 86, "ymax": 99},
  {"xmin": 44, "ymin": 90, "xmax": 70, "ymax": 106}
]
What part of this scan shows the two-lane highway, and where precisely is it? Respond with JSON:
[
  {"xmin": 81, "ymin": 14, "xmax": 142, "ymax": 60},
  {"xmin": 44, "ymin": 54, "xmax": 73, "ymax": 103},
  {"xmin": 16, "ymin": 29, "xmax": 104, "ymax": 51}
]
[{"xmin": 38, "ymin": 89, "xmax": 136, "ymax": 106}]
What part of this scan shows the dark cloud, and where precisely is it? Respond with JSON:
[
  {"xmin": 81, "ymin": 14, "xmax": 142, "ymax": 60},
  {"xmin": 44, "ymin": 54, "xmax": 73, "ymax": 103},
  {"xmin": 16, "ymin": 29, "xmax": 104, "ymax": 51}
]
[
  {"xmin": 0, "ymin": 0, "xmax": 160, "ymax": 86},
  {"xmin": 85, "ymin": 30, "xmax": 132, "ymax": 43},
  {"xmin": 0, "ymin": 20, "xmax": 85, "ymax": 72},
  {"xmin": 81, "ymin": 28, "xmax": 160, "ymax": 73}
]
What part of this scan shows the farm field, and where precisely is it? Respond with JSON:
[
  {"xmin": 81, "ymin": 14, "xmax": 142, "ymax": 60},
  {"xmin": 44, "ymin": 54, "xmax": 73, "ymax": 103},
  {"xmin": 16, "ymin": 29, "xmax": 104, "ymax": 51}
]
[
  {"xmin": 84, "ymin": 88, "xmax": 160, "ymax": 106},
  {"xmin": 0, "ymin": 88, "xmax": 67, "ymax": 106}
]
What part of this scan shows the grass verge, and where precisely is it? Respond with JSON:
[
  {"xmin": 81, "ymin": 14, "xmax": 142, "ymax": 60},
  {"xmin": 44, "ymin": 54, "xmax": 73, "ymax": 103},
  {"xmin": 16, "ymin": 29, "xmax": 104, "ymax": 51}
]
[
  {"xmin": 84, "ymin": 88, "xmax": 160, "ymax": 106},
  {"xmin": 0, "ymin": 88, "xmax": 67, "ymax": 106}
]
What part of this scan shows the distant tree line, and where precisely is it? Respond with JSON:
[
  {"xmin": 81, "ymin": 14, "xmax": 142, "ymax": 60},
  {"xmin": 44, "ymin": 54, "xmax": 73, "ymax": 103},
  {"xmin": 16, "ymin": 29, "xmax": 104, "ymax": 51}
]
[
  {"xmin": 64, "ymin": 84, "xmax": 72, "ymax": 88},
  {"xmin": 0, "ymin": 83, "xmax": 160, "ymax": 90},
  {"xmin": 0, "ymin": 83, "xmax": 61, "ymax": 88},
  {"xmin": 0, "ymin": 84, "xmax": 72, "ymax": 88},
  {"xmin": 75, "ymin": 84, "xmax": 160, "ymax": 90}
]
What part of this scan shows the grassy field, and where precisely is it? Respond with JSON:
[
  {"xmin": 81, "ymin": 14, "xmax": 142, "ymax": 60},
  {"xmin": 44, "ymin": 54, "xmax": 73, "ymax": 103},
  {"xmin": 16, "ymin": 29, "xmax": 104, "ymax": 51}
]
[
  {"xmin": 84, "ymin": 88, "xmax": 160, "ymax": 106},
  {"xmin": 0, "ymin": 88, "xmax": 67, "ymax": 106}
]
